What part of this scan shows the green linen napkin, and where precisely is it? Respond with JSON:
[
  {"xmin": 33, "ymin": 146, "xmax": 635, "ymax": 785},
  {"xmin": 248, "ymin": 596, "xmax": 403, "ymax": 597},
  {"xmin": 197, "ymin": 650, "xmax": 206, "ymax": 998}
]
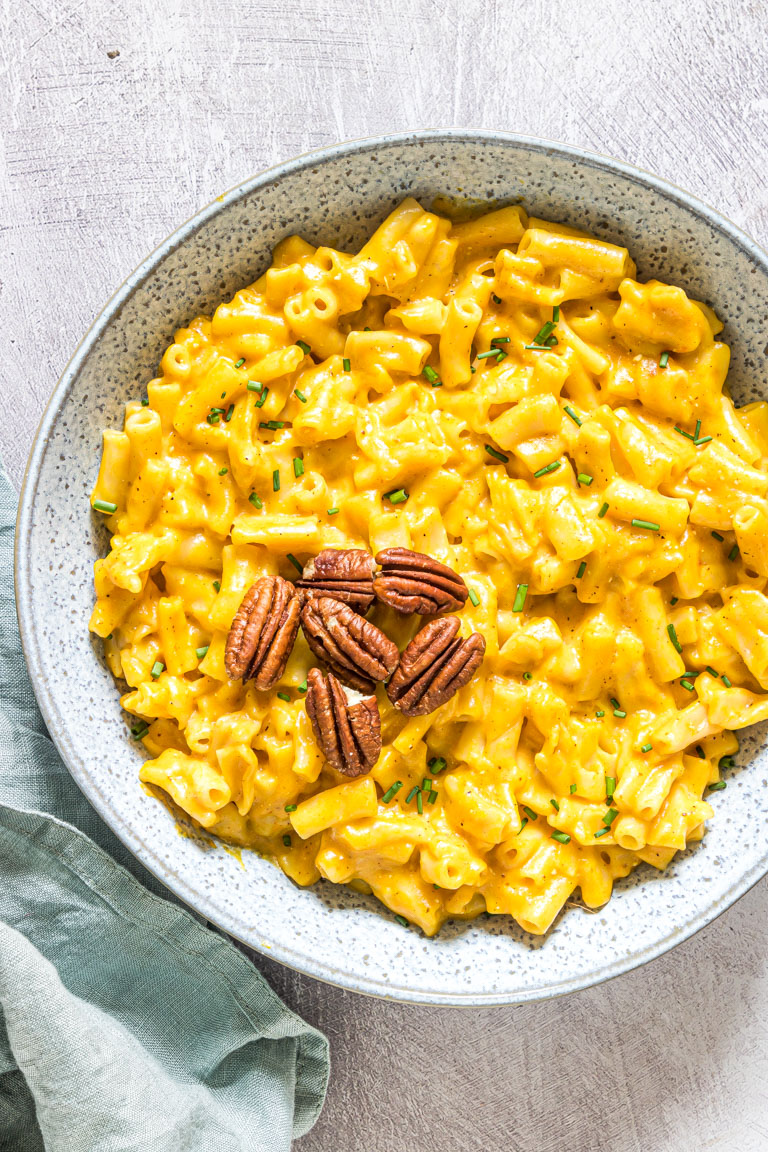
[{"xmin": 0, "ymin": 462, "xmax": 329, "ymax": 1151}]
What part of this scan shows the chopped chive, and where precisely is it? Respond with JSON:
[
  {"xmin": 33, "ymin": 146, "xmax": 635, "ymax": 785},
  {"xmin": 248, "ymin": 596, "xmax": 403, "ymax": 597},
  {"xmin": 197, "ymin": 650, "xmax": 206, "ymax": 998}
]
[
  {"xmin": 476, "ymin": 349, "xmax": 500, "ymax": 360},
  {"xmin": 706, "ymin": 666, "xmax": 719, "ymax": 677},
  {"xmin": 207, "ymin": 412, "xmax": 221, "ymax": 424},
  {"xmin": 260, "ymin": 420, "xmax": 285, "ymax": 430},
  {"xmin": 551, "ymin": 831, "xmax": 571, "ymax": 844},
  {"xmin": 287, "ymin": 553, "xmax": 303, "ymax": 574},
  {"xmin": 272, "ymin": 469, "xmax": 280, "ymax": 492},
  {"xmin": 683, "ymin": 670, "xmax": 701, "ymax": 679},
  {"xmin": 694, "ymin": 436, "xmax": 713, "ymax": 445},
  {"xmin": 218, "ymin": 467, "xmax": 228, "ymax": 475},
  {"xmin": 209, "ymin": 407, "xmax": 225, "ymax": 415},
  {"xmin": 428, "ymin": 757, "xmax": 447, "ymax": 773},
  {"xmin": 695, "ymin": 745, "xmax": 706, "ymax": 759},
  {"xmin": 598, "ymin": 502, "xmax": 609, "ymax": 518},
  {"xmin": 553, "ymin": 306, "xmax": 560, "ymax": 321},
  {"xmin": 670, "ymin": 596, "xmax": 679, "ymax": 605},
  {"xmin": 92, "ymin": 499, "xmax": 118, "ymax": 514},
  {"xmin": 394, "ymin": 914, "xmax": 409, "ymax": 927},
  {"xmin": 569, "ymin": 783, "xmax": 577, "ymax": 793},
  {"xmin": 423, "ymin": 365, "xmax": 441, "ymax": 385},
  {"xmin": 247, "ymin": 379, "xmax": 264, "ymax": 393},
  {"xmin": 298, "ymin": 679, "xmax": 308, "ymax": 693},
  {"xmin": 195, "ymin": 645, "xmax": 209, "ymax": 659},
  {"xmin": 495, "ymin": 349, "xmax": 508, "ymax": 362},
  {"xmin": 131, "ymin": 723, "xmax": 149, "ymax": 739},
  {"xmin": 674, "ymin": 426, "xmax": 695, "ymax": 440},
  {"xmin": 610, "ymin": 697, "xmax": 621, "ymax": 709},
  {"xmin": 667, "ymin": 623, "xmax": 682, "ymax": 653},
  {"xmin": 212, "ymin": 580, "xmax": 220, "ymax": 592},
  {"xmin": 468, "ymin": 588, "xmax": 480, "ymax": 607},
  {"xmin": 140, "ymin": 398, "xmax": 149, "ymax": 406},
  {"xmin": 296, "ymin": 340, "xmax": 311, "ymax": 354},
  {"xmin": 512, "ymin": 583, "xmax": 528, "ymax": 612},
  {"xmin": 386, "ymin": 488, "xmax": 408, "ymax": 505},
  {"xmin": 282, "ymin": 834, "xmax": 292, "ymax": 846},
  {"xmin": 327, "ymin": 507, "xmax": 339, "ymax": 516},
  {"xmin": 223, "ymin": 404, "xmax": 234, "ymax": 422},
  {"xmin": 150, "ymin": 661, "xmax": 164, "ymax": 679},
  {"xmin": 722, "ymin": 674, "xmax": 732, "ymax": 687},
  {"xmin": 708, "ymin": 781, "xmax": 727, "ymax": 792},
  {"xmin": 492, "ymin": 293, "xmax": 502, "ymax": 304},
  {"xmin": 577, "ymin": 473, "xmax": 593, "ymax": 486},
  {"xmin": 294, "ymin": 389, "xmax": 308, "ymax": 403},
  {"xmin": 285, "ymin": 804, "xmax": 297, "ymax": 812},
  {"xmin": 277, "ymin": 691, "xmax": 291, "ymax": 702},
  {"xmin": 533, "ymin": 460, "xmax": 562, "ymax": 478},
  {"xmin": 695, "ymin": 419, "xmax": 702, "ymax": 440},
  {"xmin": 631, "ymin": 519, "xmax": 660, "ymax": 532},
  {"xmin": 550, "ymin": 798, "xmax": 560, "ymax": 812},
  {"xmin": 524, "ymin": 344, "xmax": 550, "ymax": 351},
  {"xmin": 659, "ymin": 351, "xmax": 670, "ymax": 368},
  {"xmin": 422, "ymin": 778, "xmax": 433, "ymax": 791},
  {"xmin": 416, "ymin": 791, "xmax": 423, "ymax": 814},
  {"xmin": 470, "ymin": 366, "xmax": 476, "ymax": 374},
  {"xmin": 576, "ymin": 561, "xmax": 586, "ymax": 578},
  {"xmin": 719, "ymin": 756, "xmax": 735, "ymax": 769},
  {"xmin": 564, "ymin": 404, "xmax": 582, "ymax": 426},
  {"xmin": 711, "ymin": 531, "xmax": 724, "ymax": 541},
  {"xmin": 602, "ymin": 807, "xmax": 619, "ymax": 827},
  {"xmin": 293, "ymin": 457, "xmax": 305, "ymax": 478},
  {"xmin": 596, "ymin": 710, "xmax": 605, "ymax": 718},
  {"xmin": 640, "ymin": 742, "xmax": 653, "ymax": 754},
  {"xmin": 382, "ymin": 781, "xmax": 403, "ymax": 804},
  {"xmin": 343, "ymin": 357, "xmax": 351, "ymax": 372},
  {"xmin": 255, "ymin": 387, "xmax": 269, "ymax": 408},
  {"xmin": 523, "ymin": 671, "xmax": 532, "ymax": 680},
  {"xmin": 594, "ymin": 829, "xmax": 610, "ymax": 838},
  {"xmin": 613, "ymin": 709, "xmax": 627, "ymax": 718},
  {"xmin": 234, "ymin": 357, "xmax": 245, "ymax": 368},
  {"xmin": 728, "ymin": 544, "xmax": 739, "ymax": 561},
  {"xmin": 533, "ymin": 320, "xmax": 556, "ymax": 344},
  {"xmin": 249, "ymin": 492, "xmax": 263, "ymax": 509},
  {"xmin": 485, "ymin": 445, "xmax": 509, "ymax": 463},
  {"xmin": 518, "ymin": 817, "xmax": 529, "ymax": 834},
  {"xmin": 522, "ymin": 806, "xmax": 538, "ymax": 821},
  {"xmin": 491, "ymin": 336, "xmax": 511, "ymax": 345},
  {"xmin": 405, "ymin": 786, "xmax": 419, "ymax": 804},
  {"xmin": 428, "ymin": 790, "xmax": 438, "ymax": 804},
  {"xmin": 680, "ymin": 679, "xmax": 695, "ymax": 691}
]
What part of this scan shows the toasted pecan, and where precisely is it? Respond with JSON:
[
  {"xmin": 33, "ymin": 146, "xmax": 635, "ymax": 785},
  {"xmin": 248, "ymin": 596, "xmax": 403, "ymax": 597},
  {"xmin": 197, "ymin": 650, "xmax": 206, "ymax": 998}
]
[
  {"xmin": 224, "ymin": 575, "xmax": 301, "ymax": 689},
  {"xmin": 305, "ymin": 667, "xmax": 381, "ymax": 776},
  {"xmin": 295, "ymin": 548, "xmax": 376, "ymax": 613},
  {"xmin": 373, "ymin": 547, "xmax": 468, "ymax": 615},
  {"xmin": 386, "ymin": 616, "xmax": 485, "ymax": 716},
  {"xmin": 301, "ymin": 595, "xmax": 399, "ymax": 693}
]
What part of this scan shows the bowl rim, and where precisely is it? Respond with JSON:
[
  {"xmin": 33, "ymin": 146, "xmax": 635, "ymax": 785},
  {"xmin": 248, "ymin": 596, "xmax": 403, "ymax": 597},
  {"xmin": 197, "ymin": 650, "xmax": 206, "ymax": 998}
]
[{"xmin": 15, "ymin": 128, "xmax": 768, "ymax": 1006}]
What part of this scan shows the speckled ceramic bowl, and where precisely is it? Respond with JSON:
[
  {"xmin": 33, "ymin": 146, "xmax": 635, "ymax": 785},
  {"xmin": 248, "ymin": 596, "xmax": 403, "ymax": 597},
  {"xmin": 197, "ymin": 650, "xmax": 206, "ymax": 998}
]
[{"xmin": 15, "ymin": 131, "xmax": 768, "ymax": 1005}]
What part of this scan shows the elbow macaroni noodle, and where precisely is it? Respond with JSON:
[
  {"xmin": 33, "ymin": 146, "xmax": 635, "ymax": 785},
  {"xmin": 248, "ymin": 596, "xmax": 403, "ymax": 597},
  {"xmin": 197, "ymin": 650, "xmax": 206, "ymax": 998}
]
[{"xmin": 91, "ymin": 197, "xmax": 768, "ymax": 937}]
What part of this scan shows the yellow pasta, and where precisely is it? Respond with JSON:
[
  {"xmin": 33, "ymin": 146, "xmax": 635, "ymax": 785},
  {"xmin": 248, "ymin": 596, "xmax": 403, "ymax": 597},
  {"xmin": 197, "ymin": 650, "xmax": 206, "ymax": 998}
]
[{"xmin": 91, "ymin": 198, "xmax": 765, "ymax": 937}]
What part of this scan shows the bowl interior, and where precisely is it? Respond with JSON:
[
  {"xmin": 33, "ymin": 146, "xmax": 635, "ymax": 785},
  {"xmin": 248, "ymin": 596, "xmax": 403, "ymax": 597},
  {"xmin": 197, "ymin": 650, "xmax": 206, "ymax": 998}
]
[{"xmin": 16, "ymin": 131, "xmax": 768, "ymax": 1004}]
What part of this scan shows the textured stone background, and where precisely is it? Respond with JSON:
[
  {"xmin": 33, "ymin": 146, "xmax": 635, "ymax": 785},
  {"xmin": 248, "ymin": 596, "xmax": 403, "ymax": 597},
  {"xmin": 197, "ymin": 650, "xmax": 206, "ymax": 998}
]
[{"xmin": 3, "ymin": 2, "xmax": 768, "ymax": 1148}]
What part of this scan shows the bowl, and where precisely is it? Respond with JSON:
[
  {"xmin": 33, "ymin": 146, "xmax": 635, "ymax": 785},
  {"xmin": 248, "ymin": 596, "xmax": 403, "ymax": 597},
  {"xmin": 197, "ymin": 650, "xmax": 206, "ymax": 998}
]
[{"xmin": 16, "ymin": 130, "xmax": 768, "ymax": 1005}]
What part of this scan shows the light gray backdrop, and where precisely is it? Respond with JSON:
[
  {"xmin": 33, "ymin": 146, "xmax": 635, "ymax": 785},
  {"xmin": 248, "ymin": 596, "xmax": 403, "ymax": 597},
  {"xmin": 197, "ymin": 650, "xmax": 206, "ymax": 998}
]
[{"xmin": 3, "ymin": 2, "xmax": 768, "ymax": 1149}]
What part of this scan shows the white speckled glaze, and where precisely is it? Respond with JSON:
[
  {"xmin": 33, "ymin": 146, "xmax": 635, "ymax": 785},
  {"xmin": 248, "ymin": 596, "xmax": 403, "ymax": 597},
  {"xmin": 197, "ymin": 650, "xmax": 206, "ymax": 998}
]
[{"xmin": 15, "ymin": 131, "xmax": 768, "ymax": 1005}]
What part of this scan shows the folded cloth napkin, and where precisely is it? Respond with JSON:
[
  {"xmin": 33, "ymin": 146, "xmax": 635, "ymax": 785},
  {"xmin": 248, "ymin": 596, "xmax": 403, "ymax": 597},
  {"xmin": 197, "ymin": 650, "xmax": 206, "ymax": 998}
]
[{"xmin": 0, "ymin": 461, "xmax": 329, "ymax": 1151}]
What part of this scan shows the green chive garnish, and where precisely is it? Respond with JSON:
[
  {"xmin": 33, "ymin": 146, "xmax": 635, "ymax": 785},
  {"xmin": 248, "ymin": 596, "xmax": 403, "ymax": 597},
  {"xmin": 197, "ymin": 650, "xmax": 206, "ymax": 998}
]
[
  {"xmin": 255, "ymin": 387, "xmax": 269, "ymax": 408},
  {"xmin": 598, "ymin": 502, "xmax": 609, "ymax": 518},
  {"xmin": 594, "ymin": 829, "xmax": 610, "ymax": 839},
  {"xmin": 631, "ymin": 519, "xmax": 660, "ymax": 532},
  {"xmin": 711, "ymin": 530, "xmax": 724, "ymax": 541},
  {"xmin": 680, "ymin": 679, "xmax": 695, "ymax": 691},
  {"xmin": 140, "ymin": 398, "xmax": 149, "ymax": 406},
  {"xmin": 247, "ymin": 380, "xmax": 264, "ymax": 393},
  {"xmin": 234, "ymin": 357, "xmax": 245, "ymax": 368},
  {"xmin": 405, "ymin": 786, "xmax": 419, "ymax": 804},
  {"xmin": 512, "ymin": 583, "xmax": 528, "ymax": 612},
  {"xmin": 282, "ymin": 834, "xmax": 292, "ymax": 846},
  {"xmin": 674, "ymin": 426, "xmax": 695, "ymax": 440},
  {"xmin": 196, "ymin": 645, "xmax": 209, "ymax": 659},
  {"xmin": 260, "ymin": 420, "xmax": 285, "ymax": 430},
  {"xmin": 553, "ymin": 306, "xmax": 560, "ymax": 321},
  {"xmin": 386, "ymin": 488, "xmax": 408, "ymax": 504},
  {"xmin": 468, "ymin": 588, "xmax": 480, "ymax": 607},
  {"xmin": 296, "ymin": 340, "xmax": 311, "ymax": 354},
  {"xmin": 249, "ymin": 492, "xmax": 263, "ymax": 509},
  {"xmin": 670, "ymin": 596, "xmax": 678, "ymax": 605},
  {"xmin": 293, "ymin": 457, "xmax": 304, "ymax": 478},
  {"xmin": 667, "ymin": 623, "xmax": 682, "ymax": 653},
  {"xmin": 285, "ymin": 804, "xmax": 297, "ymax": 812},
  {"xmin": 659, "ymin": 351, "xmax": 670, "ymax": 368},
  {"xmin": 382, "ymin": 781, "xmax": 403, "ymax": 803},
  {"xmin": 428, "ymin": 757, "xmax": 447, "ymax": 773},
  {"xmin": 570, "ymin": 783, "xmax": 577, "ymax": 794},
  {"xmin": 533, "ymin": 460, "xmax": 562, "ymax": 478},
  {"xmin": 287, "ymin": 553, "xmax": 303, "ymax": 574},
  {"xmin": 416, "ymin": 791, "xmax": 423, "ymax": 814},
  {"xmin": 705, "ymin": 666, "xmax": 719, "ymax": 677},
  {"xmin": 533, "ymin": 320, "xmax": 556, "ymax": 344},
  {"xmin": 610, "ymin": 697, "xmax": 620, "ymax": 709},
  {"xmin": 207, "ymin": 412, "xmax": 220, "ymax": 424},
  {"xmin": 524, "ymin": 344, "xmax": 549, "ymax": 351},
  {"xmin": 212, "ymin": 580, "xmax": 220, "ymax": 592},
  {"xmin": 476, "ymin": 349, "xmax": 500, "ymax": 360},
  {"xmin": 577, "ymin": 473, "xmax": 593, "ymax": 486},
  {"xmin": 131, "ymin": 722, "xmax": 149, "ymax": 739},
  {"xmin": 491, "ymin": 336, "xmax": 510, "ymax": 345},
  {"xmin": 695, "ymin": 745, "xmax": 706, "ymax": 759},
  {"xmin": 708, "ymin": 781, "xmax": 727, "ymax": 792},
  {"xmin": 93, "ymin": 499, "xmax": 118, "ymax": 514},
  {"xmin": 522, "ymin": 806, "xmax": 538, "ymax": 821},
  {"xmin": 294, "ymin": 389, "xmax": 307, "ymax": 403},
  {"xmin": 277, "ymin": 691, "xmax": 291, "ymax": 702},
  {"xmin": 428, "ymin": 790, "xmax": 438, "ymax": 803},
  {"xmin": 523, "ymin": 672, "xmax": 532, "ymax": 680},
  {"xmin": 722, "ymin": 674, "xmax": 732, "ymax": 687},
  {"xmin": 695, "ymin": 419, "xmax": 702, "ymax": 440},
  {"xmin": 298, "ymin": 679, "xmax": 308, "ymax": 693},
  {"xmin": 550, "ymin": 798, "xmax": 560, "ymax": 812},
  {"xmin": 596, "ymin": 710, "xmax": 605, "ymax": 718},
  {"xmin": 576, "ymin": 561, "xmax": 586, "ymax": 578},
  {"xmin": 602, "ymin": 807, "xmax": 619, "ymax": 827},
  {"xmin": 719, "ymin": 756, "xmax": 735, "ymax": 769},
  {"xmin": 613, "ymin": 709, "xmax": 626, "ymax": 718},
  {"xmin": 272, "ymin": 469, "xmax": 280, "ymax": 492},
  {"xmin": 728, "ymin": 544, "xmax": 739, "ymax": 561},
  {"xmin": 218, "ymin": 467, "xmax": 228, "ymax": 475},
  {"xmin": 518, "ymin": 817, "xmax": 529, "ymax": 834},
  {"xmin": 422, "ymin": 777, "xmax": 433, "ymax": 791},
  {"xmin": 343, "ymin": 358, "xmax": 351, "ymax": 372},
  {"xmin": 551, "ymin": 831, "xmax": 571, "ymax": 844},
  {"xmin": 485, "ymin": 445, "xmax": 509, "ymax": 463},
  {"xmin": 564, "ymin": 405, "xmax": 582, "ymax": 426},
  {"xmin": 492, "ymin": 294, "xmax": 502, "ymax": 304},
  {"xmin": 327, "ymin": 507, "xmax": 339, "ymax": 516},
  {"xmin": 694, "ymin": 436, "xmax": 713, "ymax": 445},
  {"xmin": 640, "ymin": 742, "xmax": 653, "ymax": 753},
  {"xmin": 423, "ymin": 365, "xmax": 441, "ymax": 385},
  {"xmin": 394, "ymin": 914, "xmax": 409, "ymax": 927},
  {"xmin": 150, "ymin": 661, "xmax": 164, "ymax": 679}
]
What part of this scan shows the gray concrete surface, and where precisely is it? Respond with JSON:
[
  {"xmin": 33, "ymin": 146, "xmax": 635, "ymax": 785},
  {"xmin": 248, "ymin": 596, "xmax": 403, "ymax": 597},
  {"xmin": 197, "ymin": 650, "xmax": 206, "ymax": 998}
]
[{"xmin": 3, "ymin": 2, "xmax": 768, "ymax": 1148}]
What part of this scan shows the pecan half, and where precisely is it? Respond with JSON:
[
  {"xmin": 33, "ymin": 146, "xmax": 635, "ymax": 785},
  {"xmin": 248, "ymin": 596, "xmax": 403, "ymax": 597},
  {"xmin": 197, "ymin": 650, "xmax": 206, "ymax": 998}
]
[
  {"xmin": 295, "ymin": 548, "xmax": 376, "ymax": 613},
  {"xmin": 387, "ymin": 616, "xmax": 485, "ymax": 716},
  {"xmin": 305, "ymin": 668, "xmax": 381, "ymax": 776},
  {"xmin": 301, "ymin": 595, "xmax": 399, "ymax": 693},
  {"xmin": 373, "ymin": 547, "xmax": 468, "ymax": 615},
  {"xmin": 224, "ymin": 575, "xmax": 301, "ymax": 689}
]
